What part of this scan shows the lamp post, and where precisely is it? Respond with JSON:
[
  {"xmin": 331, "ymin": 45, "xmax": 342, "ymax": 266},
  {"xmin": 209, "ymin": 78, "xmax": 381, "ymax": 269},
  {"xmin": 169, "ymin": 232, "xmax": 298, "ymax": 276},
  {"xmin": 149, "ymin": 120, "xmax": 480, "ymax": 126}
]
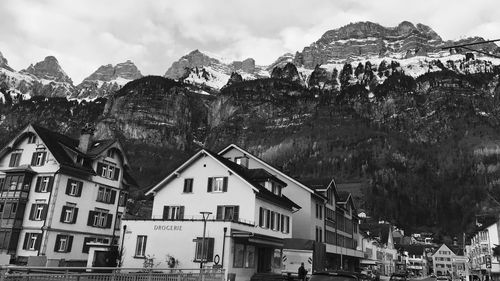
[{"xmin": 200, "ymin": 212, "xmax": 212, "ymax": 269}]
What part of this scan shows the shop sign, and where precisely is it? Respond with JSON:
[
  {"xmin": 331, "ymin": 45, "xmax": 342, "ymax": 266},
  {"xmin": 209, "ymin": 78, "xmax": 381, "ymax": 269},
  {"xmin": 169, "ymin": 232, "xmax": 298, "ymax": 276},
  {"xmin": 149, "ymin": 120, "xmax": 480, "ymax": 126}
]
[{"xmin": 154, "ymin": 225, "xmax": 183, "ymax": 231}]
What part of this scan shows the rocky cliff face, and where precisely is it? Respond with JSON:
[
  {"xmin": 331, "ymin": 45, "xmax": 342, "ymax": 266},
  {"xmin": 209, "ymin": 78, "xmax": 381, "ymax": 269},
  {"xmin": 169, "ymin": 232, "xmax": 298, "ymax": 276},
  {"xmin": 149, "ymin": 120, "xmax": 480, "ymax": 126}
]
[
  {"xmin": 73, "ymin": 60, "xmax": 143, "ymax": 99},
  {"xmin": 164, "ymin": 49, "xmax": 269, "ymax": 91},
  {"xmin": 0, "ymin": 51, "xmax": 13, "ymax": 72},
  {"xmin": 22, "ymin": 56, "xmax": 73, "ymax": 84},
  {"xmin": 294, "ymin": 21, "xmax": 499, "ymax": 68}
]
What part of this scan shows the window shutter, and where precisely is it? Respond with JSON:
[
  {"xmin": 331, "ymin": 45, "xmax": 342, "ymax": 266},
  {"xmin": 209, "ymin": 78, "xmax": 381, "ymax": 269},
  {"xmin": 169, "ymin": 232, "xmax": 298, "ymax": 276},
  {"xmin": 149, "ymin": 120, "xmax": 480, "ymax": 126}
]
[
  {"xmin": 87, "ymin": 211, "xmax": 95, "ymax": 226},
  {"xmin": 270, "ymin": 211, "xmax": 275, "ymax": 229},
  {"xmin": 207, "ymin": 238, "xmax": 214, "ymax": 262},
  {"xmin": 163, "ymin": 206, "xmax": 170, "ymax": 219},
  {"xmin": 286, "ymin": 216, "xmax": 290, "ymax": 233},
  {"xmin": 110, "ymin": 190, "xmax": 117, "ymax": 204},
  {"xmin": 76, "ymin": 182, "xmax": 83, "ymax": 197},
  {"xmin": 223, "ymin": 177, "xmax": 228, "ymax": 192},
  {"xmin": 29, "ymin": 204, "xmax": 35, "ymax": 220},
  {"xmin": 60, "ymin": 206, "xmax": 68, "ymax": 223},
  {"xmin": 259, "ymin": 207, "xmax": 264, "ymax": 227},
  {"xmin": 105, "ymin": 214, "xmax": 113, "ymax": 228},
  {"xmin": 67, "ymin": 236, "xmax": 73, "ymax": 252},
  {"xmin": 31, "ymin": 153, "xmax": 37, "ymax": 166},
  {"xmin": 54, "ymin": 235, "xmax": 61, "ymax": 252},
  {"xmin": 207, "ymin": 178, "xmax": 213, "ymax": 192},
  {"xmin": 35, "ymin": 234, "xmax": 42, "ymax": 250},
  {"xmin": 233, "ymin": 206, "xmax": 239, "ymax": 221},
  {"xmin": 113, "ymin": 168, "xmax": 120, "ymax": 181},
  {"xmin": 41, "ymin": 204, "xmax": 48, "ymax": 220},
  {"xmin": 96, "ymin": 162, "xmax": 104, "ymax": 175},
  {"xmin": 41, "ymin": 152, "xmax": 46, "ymax": 165},
  {"xmin": 266, "ymin": 210, "xmax": 270, "ymax": 228},
  {"xmin": 179, "ymin": 206, "xmax": 184, "ymax": 219},
  {"xmin": 35, "ymin": 177, "xmax": 42, "ymax": 192},
  {"xmin": 22, "ymin": 233, "xmax": 29, "ymax": 250},
  {"xmin": 277, "ymin": 214, "xmax": 281, "ymax": 231},
  {"xmin": 72, "ymin": 208, "xmax": 78, "ymax": 224},
  {"xmin": 65, "ymin": 179, "xmax": 72, "ymax": 195},
  {"xmin": 9, "ymin": 154, "xmax": 16, "ymax": 167},
  {"xmin": 47, "ymin": 177, "xmax": 54, "ymax": 192},
  {"xmin": 216, "ymin": 206, "xmax": 223, "ymax": 220},
  {"xmin": 281, "ymin": 215, "xmax": 285, "ymax": 232}
]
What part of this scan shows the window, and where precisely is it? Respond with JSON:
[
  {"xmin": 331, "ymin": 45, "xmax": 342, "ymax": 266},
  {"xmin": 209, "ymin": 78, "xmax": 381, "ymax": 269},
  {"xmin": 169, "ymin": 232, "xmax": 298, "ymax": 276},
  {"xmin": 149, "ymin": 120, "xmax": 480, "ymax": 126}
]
[
  {"xmin": 115, "ymin": 212, "xmax": 122, "ymax": 230},
  {"xmin": 60, "ymin": 205, "xmax": 78, "ymax": 224},
  {"xmin": 259, "ymin": 207, "xmax": 271, "ymax": 228},
  {"xmin": 233, "ymin": 244, "xmax": 256, "ymax": 268},
  {"xmin": 54, "ymin": 235, "xmax": 73, "ymax": 252},
  {"xmin": 87, "ymin": 209, "xmax": 112, "ymax": 228},
  {"xmin": 281, "ymin": 215, "xmax": 290, "ymax": 234},
  {"xmin": 27, "ymin": 135, "xmax": 37, "ymax": 144},
  {"xmin": 135, "ymin": 235, "xmax": 147, "ymax": 257},
  {"xmin": 235, "ymin": 156, "xmax": 249, "ymax": 168},
  {"xmin": 82, "ymin": 237, "xmax": 109, "ymax": 253},
  {"xmin": 183, "ymin": 178, "xmax": 193, "ymax": 193},
  {"xmin": 216, "ymin": 205, "xmax": 239, "ymax": 221},
  {"xmin": 23, "ymin": 233, "xmax": 41, "ymax": 251},
  {"xmin": 118, "ymin": 192, "xmax": 128, "ymax": 207},
  {"xmin": 29, "ymin": 203, "xmax": 48, "ymax": 221},
  {"xmin": 272, "ymin": 212, "xmax": 281, "ymax": 231},
  {"xmin": 194, "ymin": 237, "xmax": 214, "ymax": 262},
  {"xmin": 162, "ymin": 206, "xmax": 184, "ymax": 220},
  {"xmin": 65, "ymin": 179, "xmax": 83, "ymax": 197},
  {"xmin": 35, "ymin": 176, "xmax": 53, "ymax": 192},
  {"xmin": 96, "ymin": 162, "xmax": 120, "ymax": 180},
  {"xmin": 0, "ymin": 203, "xmax": 3, "ymax": 213},
  {"xmin": 9, "ymin": 151, "xmax": 22, "ymax": 167},
  {"xmin": 271, "ymin": 183, "xmax": 282, "ymax": 196},
  {"xmin": 107, "ymin": 150, "xmax": 114, "ymax": 158},
  {"xmin": 31, "ymin": 151, "xmax": 47, "ymax": 166},
  {"xmin": 96, "ymin": 186, "xmax": 117, "ymax": 204},
  {"xmin": 316, "ymin": 203, "xmax": 323, "ymax": 219},
  {"xmin": 207, "ymin": 177, "xmax": 227, "ymax": 192}
]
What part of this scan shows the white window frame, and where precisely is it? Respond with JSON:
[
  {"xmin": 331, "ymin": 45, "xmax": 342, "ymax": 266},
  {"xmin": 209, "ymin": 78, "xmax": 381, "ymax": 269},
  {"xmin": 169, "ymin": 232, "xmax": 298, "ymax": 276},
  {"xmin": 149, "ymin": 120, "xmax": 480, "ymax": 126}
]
[
  {"xmin": 58, "ymin": 236, "xmax": 68, "ymax": 252},
  {"xmin": 135, "ymin": 235, "xmax": 147, "ymax": 257},
  {"xmin": 28, "ymin": 234, "xmax": 37, "ymax": 250},
  {"xmin": 169, "ymin": 206, "xmax": 182, "ymax": 220},
  {"xmin": 64, "ymin": 207, "xmax": 74, "ymax": 223},
  {"xmin": 40, "ymin": 177, "xmax": 50, "ymax": 192},
  {"xmin": 34, "ymin": 205, "xmax": 44, "ymax": 220},
  {"xmin": 213, "ymin": 177, "xmax": 224, "ymax": 192},
  {"xmin": 69, "ymin": 182, "xmax": 79, "ymax": 196},
  {"xmin": 34, "ymin": 152, "xmax": 46, "ymax": 166}
]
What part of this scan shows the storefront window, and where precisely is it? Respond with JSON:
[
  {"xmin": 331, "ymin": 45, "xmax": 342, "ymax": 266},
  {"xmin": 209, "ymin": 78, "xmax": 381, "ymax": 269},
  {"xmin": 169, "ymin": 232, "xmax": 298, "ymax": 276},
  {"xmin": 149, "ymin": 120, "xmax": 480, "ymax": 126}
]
[
  {"xmin": 234, "ymin": 244, "xmax": 245, "ymax": 267},
  {"xmin": 234, "ymin": 243, "xmax": 256, "ymax": 268},
  {"xmin": 245, "ymin": 245, "xmax": 255, "ymax": 268},
  {"xmin": 273, "ymin": 249, "xmax": 281, "ymax": 268}
]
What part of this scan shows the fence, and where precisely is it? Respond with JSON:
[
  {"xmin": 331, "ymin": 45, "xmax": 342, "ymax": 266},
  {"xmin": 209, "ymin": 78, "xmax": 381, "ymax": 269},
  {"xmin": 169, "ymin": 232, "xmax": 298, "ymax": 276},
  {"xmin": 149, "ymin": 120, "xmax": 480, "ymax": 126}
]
[{"xmin": 0, "ymin": 267, "xmax": 226, "ymax": 281}]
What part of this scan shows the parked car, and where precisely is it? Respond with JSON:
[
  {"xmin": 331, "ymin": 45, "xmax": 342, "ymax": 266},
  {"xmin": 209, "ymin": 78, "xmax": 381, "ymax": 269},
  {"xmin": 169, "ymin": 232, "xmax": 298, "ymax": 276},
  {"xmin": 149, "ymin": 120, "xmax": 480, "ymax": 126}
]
[
  {"xmin": 309, "ymin": 271, "xmax": 359, "ymax": 281},
  {"xmin": 389, "ymin": 273, "xmax": 408, "ymax": 281},
  {"xmin": 353, "ymin": 273, "xmax": 373, "ymax": 281},
  {"xmin": 437, "ymin": 276, "xmax": 451, "ymax": 281}
]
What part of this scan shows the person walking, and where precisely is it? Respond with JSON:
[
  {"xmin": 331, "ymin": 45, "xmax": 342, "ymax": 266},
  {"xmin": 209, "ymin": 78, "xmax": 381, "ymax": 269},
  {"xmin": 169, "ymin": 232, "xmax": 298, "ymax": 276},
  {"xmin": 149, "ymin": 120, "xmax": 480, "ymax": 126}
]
[{"xmin": 298, "ymin": 262, "xmax": 308, "ymax": 281}]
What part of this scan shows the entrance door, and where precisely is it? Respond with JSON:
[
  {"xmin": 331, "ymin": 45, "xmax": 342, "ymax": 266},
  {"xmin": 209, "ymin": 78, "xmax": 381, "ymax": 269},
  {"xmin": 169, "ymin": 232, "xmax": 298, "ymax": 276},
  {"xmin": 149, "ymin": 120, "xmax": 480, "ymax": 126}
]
[{"xmin": 257, "ymin": 247, "xmax": 273, "ymax": 273}]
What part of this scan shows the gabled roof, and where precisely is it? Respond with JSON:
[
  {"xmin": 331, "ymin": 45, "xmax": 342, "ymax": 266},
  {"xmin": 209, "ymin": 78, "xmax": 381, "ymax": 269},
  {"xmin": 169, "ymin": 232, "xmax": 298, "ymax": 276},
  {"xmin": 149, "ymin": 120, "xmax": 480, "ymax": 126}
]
[
  {"xmin": 219, "ymin": 144, "xmax": 326, "ymax": 201},
  {"xmin": 432, "ymin": 244, "xmax": 458, "ymax": 256},
  {"xmin": 146, "ymin": 148, "xmax": 300, "ymax": 211},
  {"xmin": 397, "ymin": 244, "xmax": 426, "ymax": 256},
  {"xmin": 360, "ymin": 222, "xmax": 392, "ymax": 244}
]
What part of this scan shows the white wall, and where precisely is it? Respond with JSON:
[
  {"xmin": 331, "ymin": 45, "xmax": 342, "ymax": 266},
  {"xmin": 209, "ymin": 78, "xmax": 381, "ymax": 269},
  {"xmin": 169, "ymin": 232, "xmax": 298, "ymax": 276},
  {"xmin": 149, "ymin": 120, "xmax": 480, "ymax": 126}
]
[{"xmin": 221, "ymin": 148, "xmax": 321, "ymax": 240}]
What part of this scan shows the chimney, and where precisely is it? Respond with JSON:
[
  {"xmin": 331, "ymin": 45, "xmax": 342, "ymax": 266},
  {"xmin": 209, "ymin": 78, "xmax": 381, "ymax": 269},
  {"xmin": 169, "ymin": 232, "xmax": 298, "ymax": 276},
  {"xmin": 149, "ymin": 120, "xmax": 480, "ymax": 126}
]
[{"xmin": 79, "ymin": 123, "xmax": 95, "ymax": 153}]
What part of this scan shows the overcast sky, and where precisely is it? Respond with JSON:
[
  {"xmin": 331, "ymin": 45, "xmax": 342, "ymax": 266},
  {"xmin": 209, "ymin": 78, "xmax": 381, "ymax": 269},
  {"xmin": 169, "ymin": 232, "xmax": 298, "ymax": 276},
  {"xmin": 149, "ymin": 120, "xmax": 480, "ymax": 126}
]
[{"xmin": 1, "ymin": 0, "xmax": 499, "ymax": 83}]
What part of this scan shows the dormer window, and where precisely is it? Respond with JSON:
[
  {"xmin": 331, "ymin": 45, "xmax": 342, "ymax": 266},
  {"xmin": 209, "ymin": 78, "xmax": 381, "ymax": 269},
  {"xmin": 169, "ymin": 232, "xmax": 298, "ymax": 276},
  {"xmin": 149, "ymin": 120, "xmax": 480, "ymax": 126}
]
[
  {"xmin": 271, "ymin": 182, "xmax": 282, "ymax": 196},
  {"xmin": 107, "ymin": 150, "xmax": 114, "ymax": 158},
  {"xmin": 76, "ymin": 155, "xmax": 84, "ymax": 166},
  {"xmin": 235, "ymin": 156, "xmax": 249, "ymax": 168},
  {"xmin": 27, "ymin": 135, "xmax": 37, "ymax": 144}
]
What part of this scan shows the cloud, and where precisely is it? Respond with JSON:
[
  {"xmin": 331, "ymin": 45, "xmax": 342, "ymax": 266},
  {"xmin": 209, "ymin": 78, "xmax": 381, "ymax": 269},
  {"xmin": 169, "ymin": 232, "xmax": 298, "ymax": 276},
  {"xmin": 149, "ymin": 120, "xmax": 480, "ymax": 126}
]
[{"xmin": 0, "ymin": 0, "xmax": 499, "ymax": 83}]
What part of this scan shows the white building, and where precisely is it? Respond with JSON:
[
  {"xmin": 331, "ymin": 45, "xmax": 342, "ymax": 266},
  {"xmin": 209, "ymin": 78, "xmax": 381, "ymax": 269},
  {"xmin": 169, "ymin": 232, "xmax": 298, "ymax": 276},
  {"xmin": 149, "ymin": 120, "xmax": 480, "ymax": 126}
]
[
  {"xmin": 432, "ymin": 244, "xmax": 467, "ymax": 278},
  {"xmin": 121, "ymin": 148, "xmax": 299, "ymax": 281},
  {"xmin": 0, "ymin": 124, "xmax": 133, "ymax": 266},
  {"xmin": 468, "ymin": 221, "xmax": 499, "ymax": 281},
  {"xmin": 219, "ymin": 145, "xmax": 363, "ymax": 271}
]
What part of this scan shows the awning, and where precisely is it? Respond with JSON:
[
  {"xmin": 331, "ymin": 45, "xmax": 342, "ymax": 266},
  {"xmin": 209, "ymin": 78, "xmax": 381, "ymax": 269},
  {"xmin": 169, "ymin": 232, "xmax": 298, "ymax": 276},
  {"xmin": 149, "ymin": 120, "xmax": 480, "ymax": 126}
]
[{"xmin": 360, "ymin": 259, "xmax": 377, "ymax": 265}]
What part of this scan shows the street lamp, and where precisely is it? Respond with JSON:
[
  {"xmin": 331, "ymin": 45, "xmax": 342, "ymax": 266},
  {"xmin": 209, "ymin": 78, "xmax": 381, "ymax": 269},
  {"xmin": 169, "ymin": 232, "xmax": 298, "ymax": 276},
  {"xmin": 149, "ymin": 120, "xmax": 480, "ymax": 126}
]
[{"xmin": 200, "ymin": 211, "xmax": 212, "ymax": 269}]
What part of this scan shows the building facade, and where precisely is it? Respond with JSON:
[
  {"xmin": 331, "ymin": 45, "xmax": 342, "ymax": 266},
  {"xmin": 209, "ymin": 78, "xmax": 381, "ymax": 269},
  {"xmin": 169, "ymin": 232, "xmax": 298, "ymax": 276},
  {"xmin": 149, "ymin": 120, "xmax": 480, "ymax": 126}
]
[
  {"xmin": 219, "ymin": 145, "xmax": 363, "ymax": 272},
  {"xmin": 121, "ymin": 148, "xmax": 299, "ymax": 281},
  {"xmin": 432, "ymin": 244, "xmax": 459, "ymax": 277},
  {"xmin": 0, "ymin": 124, "xmax": 133, "ymax": 266},
  {"xmin": 468, "ymin": 222, "xmax": 499, "ymax": 281}
]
